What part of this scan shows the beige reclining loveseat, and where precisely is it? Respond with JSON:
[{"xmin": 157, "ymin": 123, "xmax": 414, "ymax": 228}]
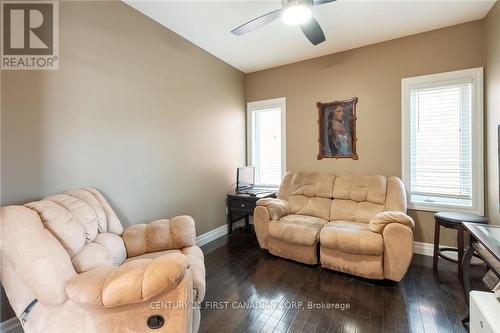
[
  {"xmin": 1, "ymin": 188, "xmax": 205, "ymax": 333},
  {"xmin": 254, "ymin": 171, "xmax": 415, "ymax": 281}
]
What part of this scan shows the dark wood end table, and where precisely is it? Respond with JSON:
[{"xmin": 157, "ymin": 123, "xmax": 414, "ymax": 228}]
[
  {"xmin": 226, "ymin": 190, "xmax": 276, "ymax": 234},
  {"xmin": 433, "ymin": 211, "xmax": 487, "ymax": 282}
]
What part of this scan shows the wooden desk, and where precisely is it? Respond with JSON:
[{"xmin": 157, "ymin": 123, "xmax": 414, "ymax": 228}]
[
  {"xmin": 226, "ymin": 190, "xmax": 276, "ymax": 234},
  {"xmin": 462, "ymin": 222, "xmax": 500, "ymax": 325}
]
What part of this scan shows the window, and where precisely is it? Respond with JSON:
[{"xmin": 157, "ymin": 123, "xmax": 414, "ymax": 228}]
[
  {"xmin": 247, "ymin": 97, "xmax": 286, "ymax": 186},
  {"xmin": 402, "ymin": 68, "xmax": 484, "ymax": 214}
]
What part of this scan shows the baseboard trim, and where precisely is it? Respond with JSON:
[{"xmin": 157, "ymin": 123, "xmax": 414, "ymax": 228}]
[
  {"xmin": 196, "ymin": 224, "xmax": 227, "ymax": 247},
  {"xmin": 414, "ymin": 241, "xmax": 434, "ymax": 257},
  {"xmin": 0, "ymin": 317, "xmax": 21, "ymax": 333}
]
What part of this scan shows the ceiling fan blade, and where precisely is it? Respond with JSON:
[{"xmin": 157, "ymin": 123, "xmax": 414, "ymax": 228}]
[
  {"xmin": 231, "ymin": 9, "xmax": 283, "ymax": 36},
  {"xmin": 312, "ymin": 0, "xmax": 337, "ymax": 5},
  {"xmin": 300, "ymin": 17, "xmax": 326, "ymax": 45}
]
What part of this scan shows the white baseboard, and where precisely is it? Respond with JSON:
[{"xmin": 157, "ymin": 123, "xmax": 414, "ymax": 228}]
[
  {"xmin": 0, "ymin": 317, "xmax": 22, "ymax": 333},
  {"xmin": 195, "ymin": 218, "xmax": 252, "ymax": 247},
  {"xmin": 196, "ymin": 224, "xmax": 227, "ymax": 247},
  {"xmin": 414, "ymin": 241, "xmax": 434, "ymax": 256}
]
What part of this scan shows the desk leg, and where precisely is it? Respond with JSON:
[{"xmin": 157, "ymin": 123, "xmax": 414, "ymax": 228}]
[
  {"xmin": 461, "ymin": 246, "xmax": 474, "ymax": 324},
  {"xmin": 245, "ymin": 215, "xmax": 249, "ymax": 228},
  {"xmin": 227, "ymin": 210, "xmax": 233, "ymax": 235}
]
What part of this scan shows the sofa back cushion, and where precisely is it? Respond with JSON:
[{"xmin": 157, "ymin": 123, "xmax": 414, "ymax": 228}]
[
  {"xmin": 0, "ymin": 206, "xmax": 77, "ymax": 305},
  {"xmin": 277, "ymin": 171, "xmax": 407, "ymax": 222},
  {"xmin": 330, "ymin": 200, "xmax": 385, "ymax": 223},
  {"xmin": 290, "ymin": 171, "xmax": 336, "ymax": 198},
  {"xmin": 280, "ymin": 171, "xmax": 335, "ymax": 221},
  {"xmin": 332, "ymin": 175, "xmax": 387, "ymax": 204},
  {"xmin": 23, "ymin": 188, "xmax": 126, "ymax": 273},
  {"xmin": 331, "ymin": 174, "xmax": 387, "ymax": 222}
]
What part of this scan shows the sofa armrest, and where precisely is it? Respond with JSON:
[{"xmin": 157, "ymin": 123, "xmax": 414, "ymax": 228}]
[
  {"xmin": 181, "ymin": 246, "xmax": 206, "ymax": 303},
  {"xmin": 256, "ymin": 198, "xmax": 290, "ymax": 221},
  {"xmin": 65, "ymin": 253, "xmax": 188, "ymax": 308},
  {"xmin": 122, "ymin": 215, "xmax": 196, "ymax": 258},
  {"xmin": 254, "ymin": 199, "xmax": 289, "ymax": 250},
  {"xmin": 382, "ymin": 223, "xmax": 414, "ymax": 281},
  {"xmin": 369, "ymin": 211, "xmax": 415, "ymax": 234}
]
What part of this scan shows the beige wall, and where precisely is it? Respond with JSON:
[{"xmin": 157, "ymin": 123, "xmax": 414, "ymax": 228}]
[
  {"xmin": 1, "ymin": 3, "xmax": 245, "ymax": 234},
  {"xmin": 0, "ymin": 1, "xmax": 229, "ymax": 323},
  {"xmin": 246, "ymin": 21, "xmax": 485, "ymax": 246},
  {"xmin": 1, "ymin": 2, "xmax": 245, "ymax": 319},
  {"xmin": 486, "ymin": 2, "xmax": 500, "ymax": 225}
]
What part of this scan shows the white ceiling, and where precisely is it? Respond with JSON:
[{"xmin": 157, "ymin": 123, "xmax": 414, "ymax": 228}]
[{"xmin": 124, "ymin": 0, "xmax": 496, "ymax": 73}]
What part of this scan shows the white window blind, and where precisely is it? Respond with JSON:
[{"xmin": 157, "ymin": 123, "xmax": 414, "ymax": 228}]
[
  {"xmin": 252, "ymin": 108, "xmax": 282, "ymax": 185},
  {"xmin": 247, "ymin": 98, "xmax": 286, "ymax": 187},
  {"xmin": 410, "ymin": 83, "xmax": 472, "ymax": 204},
  {"xmin": 402, "ymin": 68, "xmax": 484, "ymax": 215}
]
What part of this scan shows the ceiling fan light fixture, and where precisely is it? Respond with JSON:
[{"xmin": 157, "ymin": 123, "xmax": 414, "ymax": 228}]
[{"xmin": 282, "ymin": 5, "xmax": 312, "ymax": 26}]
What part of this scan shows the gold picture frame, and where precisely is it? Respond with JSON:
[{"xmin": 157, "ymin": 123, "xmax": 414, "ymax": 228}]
[{"xmin": 317, "ymin": 97, "xmax": 358, "ymax": 160}]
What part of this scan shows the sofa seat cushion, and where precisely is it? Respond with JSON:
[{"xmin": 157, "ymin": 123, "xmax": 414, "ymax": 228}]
[
  {"xmin": 320, "ymin": 220, "xmax": 383, "ymax": 256},
  {"xmin": 268, "ymin": 214, "xmax": 327, "ymax": 246}
]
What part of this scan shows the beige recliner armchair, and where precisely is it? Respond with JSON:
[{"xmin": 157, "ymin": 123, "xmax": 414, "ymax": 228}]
[
  {"xmin": 254, "ymin": 171, "xmax": 414, "ymax": 281},
  {"xmin": 0, "ymin": 188, "xmax": 205, "ymax": 333}
]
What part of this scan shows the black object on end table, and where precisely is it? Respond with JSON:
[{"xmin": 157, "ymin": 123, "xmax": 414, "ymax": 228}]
[
  {"xmin": 433, "ymin": 211, "xmax": 488, "ymax": 282},
  {"xmin": 226, "ymin": 190, "xmax": 276, "ymax": 234}
]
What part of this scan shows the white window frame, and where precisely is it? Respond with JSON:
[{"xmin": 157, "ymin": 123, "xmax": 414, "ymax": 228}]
[
  {"xmin": 247, "ymin": 97, "xmax": 286, "ymax": 187},
  {"xmin": 401, "ymin": 68, "xmax": 484, "ymax": 215}
]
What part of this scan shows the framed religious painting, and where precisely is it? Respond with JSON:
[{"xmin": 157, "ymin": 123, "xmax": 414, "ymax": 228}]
[{"xmin": 317, "ymin": 97, "xmax": 358, "ymax": 160}]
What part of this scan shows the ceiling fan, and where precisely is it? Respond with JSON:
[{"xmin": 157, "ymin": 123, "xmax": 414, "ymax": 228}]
[{"xmin": 230, "ymin": 0, "xmax": 337, "ymax": 45}]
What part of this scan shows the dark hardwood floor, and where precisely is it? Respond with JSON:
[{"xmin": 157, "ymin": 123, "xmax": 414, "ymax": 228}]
[{"xmin": 199, "ymin": 226, "xmax": 486, "ymax": 333}]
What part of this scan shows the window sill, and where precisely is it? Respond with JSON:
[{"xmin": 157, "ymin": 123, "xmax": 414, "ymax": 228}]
[{"xmin": 408, "ymin": 202, "xmax": 483, "ymax": 216}]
